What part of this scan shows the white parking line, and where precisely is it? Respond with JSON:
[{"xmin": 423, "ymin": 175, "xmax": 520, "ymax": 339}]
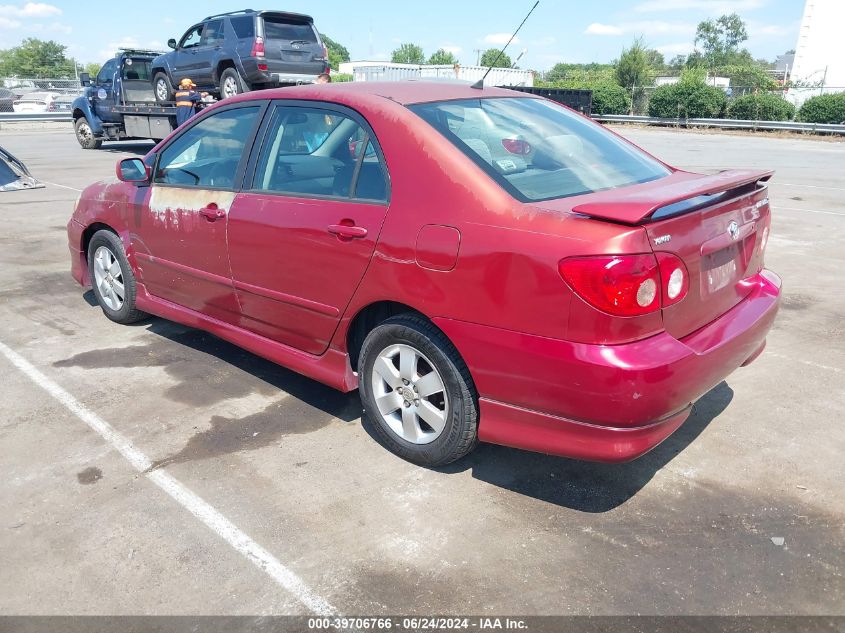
[
  {"xmin": 767, "ymin": 352, "xmax": 842, "ymax": 373},
  {"xmin": 0, "ymin": 339, "xmax": 337, "ymax": 616},
  {"xmin": 40, "ymin": 181, "xmax": 82, "ymax": 192},
  {"xmin": 773, "ymin": 205, "xmax": 844, "ymax": 217},
  {"xmin": 777, "ymin": 182, "xmax": 845, "ymax": 192}
]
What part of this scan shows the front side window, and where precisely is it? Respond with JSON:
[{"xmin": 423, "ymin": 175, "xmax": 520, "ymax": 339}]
[
  {"xmin": 96, "ymin": 60, "xmax": 117, "ymax": 86},
  {"xmin": 253, "ymin": 106, "xmax": 388, "ymax": 201},
  {"xmin": 155, "ymin": 106, "xmax": 261, "ymax": 188},
  {"xmin": 180, "ymin": 26, "xmax": 203, "ymax": 49},
  {"xmin": 409, "ymin": 97, "xmax": 670, "ymax": 202}
]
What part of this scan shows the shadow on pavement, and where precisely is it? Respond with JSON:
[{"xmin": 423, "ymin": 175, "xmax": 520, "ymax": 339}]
[
  {"xmin": 435, "ymin": 382, "xmax": 734, "ymax": 513},
  {"xmin": 97, "ymin": 142, "xmax": 155, "ymax": 156}
]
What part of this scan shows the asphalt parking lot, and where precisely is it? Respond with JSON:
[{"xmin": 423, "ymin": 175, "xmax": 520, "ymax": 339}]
[{"xmin": 0, "ymin": 124, "xmax": 843, "ymax": 616}]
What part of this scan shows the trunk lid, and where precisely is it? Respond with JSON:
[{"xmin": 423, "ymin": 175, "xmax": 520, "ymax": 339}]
[{"xmin": 537, "ymin": 169, "xmax": 773, "ymax": 339}]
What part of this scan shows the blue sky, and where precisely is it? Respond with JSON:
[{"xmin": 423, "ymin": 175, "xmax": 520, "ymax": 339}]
[{"xmin": 0, "ymin": 0, "xmax": 804, "ymax": 69}]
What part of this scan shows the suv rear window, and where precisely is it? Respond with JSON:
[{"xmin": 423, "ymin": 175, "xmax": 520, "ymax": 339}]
[
  {"xmin": 262, "ymin": 18, "xmax": 317, "ymax": 42},
  {"xmin": 409, "ymin": 97, "xmax": 670, "ymax": 203},
  {"xmin": 230, "ymin": 16, "xmax": 255, "ymax": 39}
]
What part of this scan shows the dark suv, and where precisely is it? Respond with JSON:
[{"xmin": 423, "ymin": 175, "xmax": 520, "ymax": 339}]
[{"xmin": 151, "ymin": 9, "xmax": 329, "ymax": 103}]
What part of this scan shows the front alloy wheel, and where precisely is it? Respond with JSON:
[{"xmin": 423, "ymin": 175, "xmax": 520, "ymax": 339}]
[{"xmin": 93, "ymin": 245, "xmax": 125, "ymax": 311}]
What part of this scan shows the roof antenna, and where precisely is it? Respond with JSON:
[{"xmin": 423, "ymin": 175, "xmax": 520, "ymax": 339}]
[{"xmin": 472, "ymin": 0, "xmax": 539, "ymax": 90}]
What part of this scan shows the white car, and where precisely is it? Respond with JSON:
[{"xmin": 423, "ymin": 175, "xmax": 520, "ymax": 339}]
[{"xmin": 12, "ymin": 92, "xmax": 62, "ymax": 113}]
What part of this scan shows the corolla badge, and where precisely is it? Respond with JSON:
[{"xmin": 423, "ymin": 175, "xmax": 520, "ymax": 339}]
[
  {"xmin": 653, "ymin": 234, "xmax": 671, "ymax": 245},
  {"xmin": 728, "ymin": 221, "xmax": 740, "ymax": 240}
]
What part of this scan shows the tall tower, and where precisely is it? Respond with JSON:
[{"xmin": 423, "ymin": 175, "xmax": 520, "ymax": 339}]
[{"xmin": 790, "ymin": 0, "xmax": 845, "ymax": 92}]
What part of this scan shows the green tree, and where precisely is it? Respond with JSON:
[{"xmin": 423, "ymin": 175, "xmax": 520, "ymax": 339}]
[
  {"xmin": 391, "ymin": 43, "xmax": 425, "ymax": 64},
  {"xmin": 428, "ymin": 48, "xmax": 458, "ymax": 65},
  {"xmin": 320, "ymin": 34, "xmax": 350, "ymax": 71},
  {"xmin": 694, "ymin": 13, "xmax": 748, "ymax": 68},
  {"xmin": 480, "ymin": 48, "xmax": 513, "ymax": 68},
  {"xmin": 0, "ymin": 38, "xmax": 76, "ymax": 78},
  {"xmin": 615, "ymin": 38, "xmax": 653, "ymax": 89},
  {"xmin": 84, "ymin": 62, "xmax": 101, "ymax": 78}
]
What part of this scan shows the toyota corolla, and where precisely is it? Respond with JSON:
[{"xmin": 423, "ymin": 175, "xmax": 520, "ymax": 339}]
[{"xmin": 67, "ymin": 81, "xmax": 780, "ymax": 466}]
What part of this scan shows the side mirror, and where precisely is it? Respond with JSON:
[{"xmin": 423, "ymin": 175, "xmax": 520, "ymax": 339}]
[
  {"xmin": 79, "ymin": 73, "xmax": 91, "ymax": 86},
  {"xmin": 116, "ymin": 158, "xmax": 150, "ymax": 183},
  {"xmin": 168, "ymin": 38, "xmax": 177, "ymax": 49}
]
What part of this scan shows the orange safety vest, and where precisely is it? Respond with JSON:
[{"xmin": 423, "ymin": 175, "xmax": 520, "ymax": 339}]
[{"xmin": 175, "ymin": 90, "xmax": 195, "ymax": 107}]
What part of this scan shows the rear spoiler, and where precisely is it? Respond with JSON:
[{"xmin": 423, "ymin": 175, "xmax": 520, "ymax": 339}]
[{"xmin": 571, "ymin": 169, "xmax": 773, "ymax": 225}]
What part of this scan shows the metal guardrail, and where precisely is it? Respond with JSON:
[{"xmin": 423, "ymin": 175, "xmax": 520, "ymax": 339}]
[
  {"xmin": 593, "ymin": 114, "xmax": 845, "ymax": 135},
  {"xmin": 0, "ymin": 112, "xmax": 72, "ymax": 122}
]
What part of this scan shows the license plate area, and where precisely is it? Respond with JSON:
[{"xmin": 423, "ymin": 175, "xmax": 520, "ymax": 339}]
[{"xmin": 702, "ymin": 243, "xmax": 741, "ymax": 294}]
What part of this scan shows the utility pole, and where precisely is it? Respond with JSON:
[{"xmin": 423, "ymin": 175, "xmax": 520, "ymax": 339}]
[{"xmin": 474, "ymin": 48, "xmax": 483, "ymax": 65}]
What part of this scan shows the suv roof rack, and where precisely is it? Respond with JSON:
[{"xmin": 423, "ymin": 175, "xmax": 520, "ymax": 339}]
[
  {"xmin": 117, "ymin": 48, "xmax": 164, "ymax": 56},
  {"xmin": 204, "ymin": 9, "xmax": 255, "ymax": 20}
]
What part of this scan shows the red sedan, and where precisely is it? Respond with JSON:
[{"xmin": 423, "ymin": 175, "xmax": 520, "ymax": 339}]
[{"xmin": 67, "ymin": 82, "xmax": 780, "ymax": 466}]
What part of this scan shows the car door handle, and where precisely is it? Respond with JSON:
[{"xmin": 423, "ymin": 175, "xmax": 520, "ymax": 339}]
[
  {"xmin": 328, "ymin": 224, "xmax": 367, "ymax": 239},
  {"xmin": 199, "ymin": 204, "xmax": 225, "ymax": 221}
]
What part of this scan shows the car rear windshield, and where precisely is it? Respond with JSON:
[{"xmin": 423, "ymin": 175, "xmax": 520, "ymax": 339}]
[
  {"xmin": 409, "ymin": 97, "xmax": 671, "ymax": 202},
  {"xmin": 262, "ymin": 17, "xmax": 317, "ymax": 42}
]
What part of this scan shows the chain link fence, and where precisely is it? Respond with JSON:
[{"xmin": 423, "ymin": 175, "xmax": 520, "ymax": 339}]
[{"xmin": 1, "ymin": 78, "xmax": 85, "ymax": 112}]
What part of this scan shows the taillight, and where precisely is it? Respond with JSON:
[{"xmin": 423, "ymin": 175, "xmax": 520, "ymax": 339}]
[
  {"xmin": 501, "ymin": 138, "xmax": 531, "ymax": 155},
  {"xmin": 251, "ymin": 36, "xmax": 265, "ymax": 58},
  {"xmin": 559, "ymin": 253, "xmax": 689, "ymax": 317},
  {"xmin": 258, "ymin": 63, "xmax": 268, "ymax": 71},
  {"xmin": 559, "ymin": 254, "xmax": 660, "ymax": 317},
  {"xmin": 655, "ymin": 253, "xmax": 689, "ymax": 307}
]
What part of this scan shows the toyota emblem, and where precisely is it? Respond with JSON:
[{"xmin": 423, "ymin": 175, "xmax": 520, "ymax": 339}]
[{"xmin": 727, "ymin": 221, "xmax": 739, "ymax": 240}]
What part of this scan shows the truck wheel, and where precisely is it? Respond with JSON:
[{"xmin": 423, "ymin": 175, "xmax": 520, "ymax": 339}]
[
  {"xmin": 220, "ymin": 68, "xmax": 247, "ymax": 99},
  {"xmin": 74, "ymin": 118, "xmax": 102, "ymax": 150},
  {"xmin": 154, "ymin": 72, "xmax": 173, "ymax": 104}
]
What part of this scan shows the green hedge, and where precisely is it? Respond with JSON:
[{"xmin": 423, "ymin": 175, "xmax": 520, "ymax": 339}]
[
  {"xmin": 648, "ymin": 81, "xmax": 727, "ymax": 118},
  {"xmin": 589, "ymin": 83, "xmax": 631, "ymax": 115},
  {"xmin": 727, "ymin": 93, "xmax": 795, "ymax": 121},
  {"xmin": 798, "ymin": 93, "xmax": 845, "ymax": 124},
  {"xmin": 535, "ymin": 81, "xmax": 631, "ymax": 115}
]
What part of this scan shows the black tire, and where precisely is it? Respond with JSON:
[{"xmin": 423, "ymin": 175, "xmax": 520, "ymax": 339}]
[
  {"xmin": 74, "ymin": 117, "xmax": 102, "ymax": 150},
  {"xmin": 219, "ymin": 67, "xmax": 247, "ymax": 99},
  {"xmin": 359, "ymin": 314, "xmax": 478, "ymax": 467},
  {"xmin": 153, "ymin": 72, "xmax": 173, "ymax": 104},
  {"xmin": 87, "ymin": 230, "xmax": 148, "ymax": 324}
]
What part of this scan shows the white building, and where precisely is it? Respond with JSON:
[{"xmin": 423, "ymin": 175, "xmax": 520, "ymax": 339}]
[
  {"xmin": 338, "ymin": 61, "xmax": 534, "ymax": 87},
  {"xmin": 786, "ymin": 0, "xmax": 845, "ymax": 105}
]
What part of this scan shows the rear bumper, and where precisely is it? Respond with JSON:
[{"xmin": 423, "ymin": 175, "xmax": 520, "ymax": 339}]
[{"xmin": 434, "ymin": 269, "xmax": 781, "ymax": 462}]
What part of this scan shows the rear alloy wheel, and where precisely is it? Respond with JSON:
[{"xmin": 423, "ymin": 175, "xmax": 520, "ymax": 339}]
[
  {"xmin": 74, "ymin": 117, "xmax": 102, "ymax": 149},
  {"xmin": 87, "ymin": 230, "xmax": 148, "ymax": 324},
  {"xmin": 220, "ymin": 67, "xmax": 246, "ymax": 99},
  {"xmin": 359, "ymin": 314, "xmax": 478, "ymax": 466},
  {"xmin": 153, "ymin": 72, "xmax": 173, "ymax": 104}
]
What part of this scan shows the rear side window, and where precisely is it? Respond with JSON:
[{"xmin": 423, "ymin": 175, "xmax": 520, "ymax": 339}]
[
  {"xmin": 121, "ymin": 59, "xmax": 152, "ymax": 81},
  {"xmin": 409, "ymin": 97, "xmax": 670, "ymax": 202},
  {"xmin": 230, "ymin": 16, "xmax": 255, "ymax": 39},
  {"xmin": 253, "ymin": 105, "xmax": 388, "ymax": 202},
  {"xmin": 262, "ymin": 18, "xmax": 317, "ymax": 42}
]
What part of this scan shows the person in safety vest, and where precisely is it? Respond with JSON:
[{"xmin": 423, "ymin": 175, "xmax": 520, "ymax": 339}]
[{"xmin": 174, "ymin": 78, "xmax": 208, "ymax": 126}]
